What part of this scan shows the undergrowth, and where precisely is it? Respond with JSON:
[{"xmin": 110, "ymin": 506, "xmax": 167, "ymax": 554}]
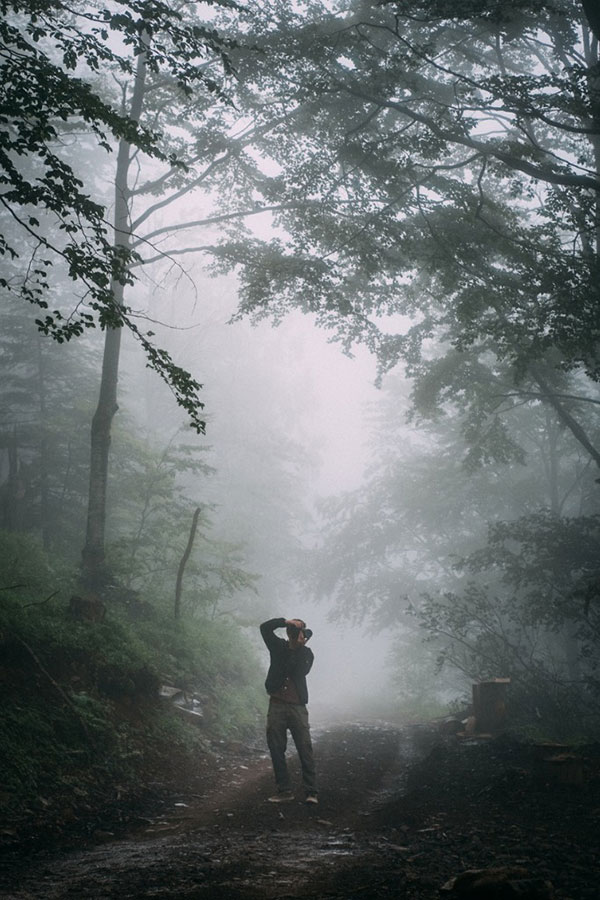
[{"xmin": 0, "ymin": 531, "xmax": 264, "ymax": 845}]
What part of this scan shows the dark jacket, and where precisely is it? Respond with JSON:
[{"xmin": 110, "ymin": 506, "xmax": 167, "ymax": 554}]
[{"xmin": 260, "ymin": 617, "xmax": 314, "ymax": 705}]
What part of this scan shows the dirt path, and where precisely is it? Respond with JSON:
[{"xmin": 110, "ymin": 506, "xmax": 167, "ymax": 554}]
[{"xmin": 0, "ymin": 721, "xmax": 598, "ymax": 899}]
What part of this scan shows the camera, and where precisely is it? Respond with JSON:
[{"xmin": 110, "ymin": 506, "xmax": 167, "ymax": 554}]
[{"xmin": 287, "ymin": 624, "xmax": 312, "ymax": 641}]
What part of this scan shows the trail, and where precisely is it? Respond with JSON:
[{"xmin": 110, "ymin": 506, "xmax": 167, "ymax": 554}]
[{"xmin": 0, "ymin": 722, "xmax": 598, "ymax": 899}]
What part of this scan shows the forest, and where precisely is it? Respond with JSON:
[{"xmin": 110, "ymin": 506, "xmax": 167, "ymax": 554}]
[{"xmin": 1, "ymin": 1, "xmax": 600, "ymax": 898}]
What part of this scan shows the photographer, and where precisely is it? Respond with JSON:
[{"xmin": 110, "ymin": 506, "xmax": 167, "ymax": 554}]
[{"xmin": 259, "ymin": 617, "xmax": 318, "ymax": 804}]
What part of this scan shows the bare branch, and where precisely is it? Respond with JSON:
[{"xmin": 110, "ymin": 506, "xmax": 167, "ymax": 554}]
[
  {"xmin": 134, "ymin": 245, "xmax": 214, "ymax": 267},
  {"xmin": 132, "ymin": 202, "xmax": 298, "ymax": 246}
]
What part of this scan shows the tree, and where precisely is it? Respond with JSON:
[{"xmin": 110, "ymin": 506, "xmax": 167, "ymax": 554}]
[
  {"xmin": 310, "ymin": 366, "xmax": 597, "ymax": 612},
  {"xmin": 216, "ymin": 4, "xmax": 600, "ymax": 728},
  {"xmin": 104, "ymin": 423, "xmax": 257, "ymax": 622},
  {"xmin": 26, "ymin": 2, "xmax": 306, "ymax": 586},
  {"xmin": 214, "ymin": 0, "xmax": 600, "ymax": 470},
  {"xmin": 308, "ymin": 367, "xmax": 600, "ymax": 733},
  {"xmin": 0, "ymin": 290, "xmax": 103, "ymax": 553},
  {"xmin": 1, "ymin": 0, "xmax": 245, "ymax": 584},
  {"xmin": 0, "ymin": 0, "xmax": 232, "ymax": 342},
  {"xmin": 415, "ymin": 511, "xmax": 600, "ymax": 734}
]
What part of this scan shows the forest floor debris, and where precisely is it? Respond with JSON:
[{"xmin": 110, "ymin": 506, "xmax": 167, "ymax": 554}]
[{"xmin": 0, "ymin": 720, "xmax": 599, "ymax": 899}]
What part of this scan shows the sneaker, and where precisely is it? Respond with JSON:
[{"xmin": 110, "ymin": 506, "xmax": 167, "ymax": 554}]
[
  {"xmin": 305, "ymin": 794, "xmax": 318, "ymax": 805},
  {"xmin": 268, "ymin": 791, "xmax": 294, "ymax": 803}
]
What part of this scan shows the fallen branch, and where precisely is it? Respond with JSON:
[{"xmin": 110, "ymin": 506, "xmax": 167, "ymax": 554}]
[{"xmin": 21, "ymin": 590, "xmax": 60, "ymax": 609}]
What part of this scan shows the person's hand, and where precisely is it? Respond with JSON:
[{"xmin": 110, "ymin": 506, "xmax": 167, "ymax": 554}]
[{"xmin": 285, "ymin": 618, "xmax": 307, "ymax": 645}]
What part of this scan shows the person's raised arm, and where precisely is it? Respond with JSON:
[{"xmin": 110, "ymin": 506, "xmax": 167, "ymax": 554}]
[{"xmin": 260, "ymin": 617, "xmax": 287, "ymax": 649}]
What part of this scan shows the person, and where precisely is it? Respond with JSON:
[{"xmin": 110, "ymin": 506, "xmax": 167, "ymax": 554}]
[{"xmin": 260, "ymin": 617, "xmax": 318, "ymax": 804}]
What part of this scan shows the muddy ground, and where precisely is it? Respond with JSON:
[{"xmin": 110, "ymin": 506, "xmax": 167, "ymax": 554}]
[{"xmin": 0, "ymin": 719, "xmax": 599, "ymax": 899}]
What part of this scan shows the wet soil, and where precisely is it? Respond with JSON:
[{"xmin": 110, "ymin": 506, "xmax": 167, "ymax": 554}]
[{"xmin": 0, "ymin": 720, "xmax": 598, "ymax": 899}]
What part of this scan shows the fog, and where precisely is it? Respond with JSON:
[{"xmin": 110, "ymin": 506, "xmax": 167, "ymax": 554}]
[
  {"xmin": 301, "ymin": 608, "xmax": 395, "ymax": 726},
  {"xmin": 128, "ymin": 271, "xmax": 398, "ymax": 720},
  {"xmin": 4, "ymin": 0, "xmax": 600, "ymax": 751}
]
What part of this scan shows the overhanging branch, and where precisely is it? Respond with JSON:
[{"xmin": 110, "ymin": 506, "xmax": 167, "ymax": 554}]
[
  {"xmin": 339, "ymin": 83, "xmax": 600, "ymax": 194},
  {"xmin": 132, "ymin": 202, "xmax": 299, "ymax": 247}
]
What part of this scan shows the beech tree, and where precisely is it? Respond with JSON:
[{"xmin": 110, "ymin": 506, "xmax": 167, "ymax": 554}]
[
  {"xmin": 77, "ymin": 0, "xmax": 293, "ymax": 585},
  {"xmin": 0, "ymin": 0, "xmax": 234, "ymax": 344},
  {"xmin": 2, "ymin": 0, "xmax": 291, "ymax": 586},
  {"xmin": 2, "ymin": 1, "xmax": 319, "ymax": 588},
  {"xmin": 215, "ymin": 0, "xmax": 600, "ymax": 469},
  {"xmin": 1, "ymin": 0, "xmax": 242, "ymax": 582}
]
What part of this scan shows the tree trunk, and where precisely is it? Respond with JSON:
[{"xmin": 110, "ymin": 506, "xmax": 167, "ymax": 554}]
[
  {"xmin": 81, "ymin": 41, "xmax": 148, "ymax": 588},
  {"xmin": 5, "ymin": 427, "xmax": 22, "ymax": 531},
  {"xmin": 582, "ymin": 0, "xmax": 600, "ymax": 43},
  {"xmin": 531, "ymin": 367, "xmax": 600, "ymax": 471},
  {"xmin": 35, "ymin": 332, "xmax": 51, "ymax": 551},
  {"xmin": 81, "ymin": 318, "xmax": 124, "ymax": 584},
  {"xmin": 174, "ymin": 507, "xmax": 201, "ymax": 620},
  {"xmin": 538, "ymin": 406, "xmax": 561, "ymax": 515}
]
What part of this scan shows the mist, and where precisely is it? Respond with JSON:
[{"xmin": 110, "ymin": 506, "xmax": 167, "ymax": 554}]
[
  {"xmin": 123, "ymin": 270, "xmax": 398, "ymax": 720},
  {"xmin": 2, "ymin": 5, "xmax": 600, "ymax": 893}
]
